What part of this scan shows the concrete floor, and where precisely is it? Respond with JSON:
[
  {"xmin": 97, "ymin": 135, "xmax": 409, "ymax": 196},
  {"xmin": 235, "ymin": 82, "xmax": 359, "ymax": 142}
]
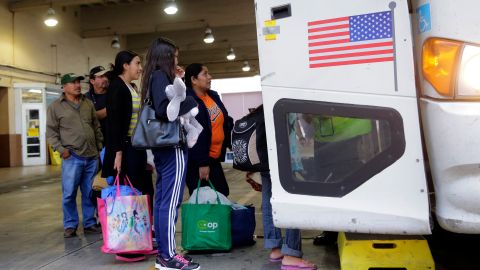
[
  {"xmin": 0, "ymin": 165, "xmax": 338, "ymax": 270},
  {"xmin": 0, "ymin": 164, "xmax": 479, "ymax": 270}
]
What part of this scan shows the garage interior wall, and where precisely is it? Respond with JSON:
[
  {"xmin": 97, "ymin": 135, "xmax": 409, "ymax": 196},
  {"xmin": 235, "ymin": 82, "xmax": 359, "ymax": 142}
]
[
  {"xmin": 0, "ymin": 0, "xmax": 122, "ymax": 166},
  {"xmin": 221, "ymin": 91, "xmax": 263, "ymax": 121}
]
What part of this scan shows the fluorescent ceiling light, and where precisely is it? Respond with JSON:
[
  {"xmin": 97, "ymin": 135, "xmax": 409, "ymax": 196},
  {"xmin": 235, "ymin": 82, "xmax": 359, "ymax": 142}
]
[
  {"xmin": 226, "ymin": 48, "xmax": 236, "ymax": 61},
  {"xmin": 164, "ymin": 0, "xmax": 178, "ymax": 15},
  {"xmin": 242, "ymin": 61, "xmax": 251, "ymax": 72},
  {"xmin": 44, "ymin": 8, "xmax": 58, "ymax": 27},
  {"xmin": 46, "ymin": 91, "xmax": 60, "ymax": 95},
  {"xmin": 203, "ymin": 28, "xmax": 214, "ymax": 44},
  {"xmin": 28, "ymin": 89, "xmax": 42, "ymax": 94},
  {"xmin": 111, "ymin": 35, "xmax": 120, "ymax": 49}
]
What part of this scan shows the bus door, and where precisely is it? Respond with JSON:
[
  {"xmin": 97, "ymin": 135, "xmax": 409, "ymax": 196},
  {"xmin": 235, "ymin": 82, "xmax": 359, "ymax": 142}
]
[{"xmin": 255, "ymin": 0, "xmax": 431, "ymax": 234}]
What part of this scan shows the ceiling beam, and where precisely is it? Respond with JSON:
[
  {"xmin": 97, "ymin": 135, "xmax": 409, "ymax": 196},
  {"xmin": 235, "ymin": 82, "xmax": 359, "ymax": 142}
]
[
  {"xmin": 122, "ymin": 23, "xmax": 258, "ymax": 79},
  {"xmin": 80, "ymin": 0, "xmax": 255, "ymax": 37},
  {"xmin": 212, "ymin": 72, "xmax": 258, "ymax": 80},
  {"xmin": 201, "ymin": 60, "xmax": 259, "ymax": 79},
  {"xmin": 178, "ymin": 46, "xmax": 258, "ymax": 66},
  {"xmin": 125, "ymin": 23, "xmax": 257, "ymax": 52},
  {"xmin": 8, "ymin": 0, "xmax": 105, "ymax": 11}
]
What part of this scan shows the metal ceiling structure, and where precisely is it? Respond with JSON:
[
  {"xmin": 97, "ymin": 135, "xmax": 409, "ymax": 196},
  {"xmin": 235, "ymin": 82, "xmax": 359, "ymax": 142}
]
[{"xmin": 9, "ymin": 0, "xmax": 259, "ymax": 79}]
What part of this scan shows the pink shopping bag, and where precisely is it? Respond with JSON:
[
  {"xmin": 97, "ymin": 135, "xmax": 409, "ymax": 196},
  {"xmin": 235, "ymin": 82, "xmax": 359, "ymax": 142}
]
[{"xmin": 97, "ymin": 175, "xmax": 153, "ymax": 254}]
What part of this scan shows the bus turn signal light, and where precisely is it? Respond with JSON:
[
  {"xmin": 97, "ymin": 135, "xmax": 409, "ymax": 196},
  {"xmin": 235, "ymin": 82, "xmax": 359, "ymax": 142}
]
[{"xmin": 422, "ymin": 38, "xmax": 462, "ymax": 98}]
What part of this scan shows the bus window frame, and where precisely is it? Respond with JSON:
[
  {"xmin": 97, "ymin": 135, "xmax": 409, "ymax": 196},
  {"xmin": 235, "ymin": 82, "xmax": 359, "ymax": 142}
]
[{"xmin": 273, "ymin": 98, "xmax": 406, "ymax": 197}]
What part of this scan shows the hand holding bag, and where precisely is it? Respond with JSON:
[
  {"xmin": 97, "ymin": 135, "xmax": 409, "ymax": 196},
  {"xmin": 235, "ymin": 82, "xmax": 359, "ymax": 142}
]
[{"xmin": 132, "ymin": 76, "xmax": 185, "ymax": 149}]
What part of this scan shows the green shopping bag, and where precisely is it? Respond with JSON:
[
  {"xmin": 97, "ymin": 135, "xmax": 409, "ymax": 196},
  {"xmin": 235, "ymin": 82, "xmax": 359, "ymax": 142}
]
[{"xmin": 181, "ymin": 179, "xmax": 232, "ymax": 251}]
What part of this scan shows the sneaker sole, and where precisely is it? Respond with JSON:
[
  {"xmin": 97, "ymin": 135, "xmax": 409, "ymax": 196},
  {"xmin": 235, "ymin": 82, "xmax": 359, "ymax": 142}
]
[{"xmin": 154, "ymin": 263, "xmax": 201, "ymax": 270}]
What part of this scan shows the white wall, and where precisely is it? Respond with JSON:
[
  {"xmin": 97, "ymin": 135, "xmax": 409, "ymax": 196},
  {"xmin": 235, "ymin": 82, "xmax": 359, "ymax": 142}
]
[
  {"xmin": 211, "ymin": 75, "xmax": 263, "ymax": 120},
  {"xmin": 0, "ymin": 1, "xmax": 121, "ymax": 82},
  {"xmin": 0, "ymin": 0, "xmax": 14, "ymax": 67},
  {"xmin": 0, "ymin": 1, "xmax": 121, "ymax": 135},
  {"xmin": 211, "ymin": 75, "xmax": 262, "ymax": 94},
  {"xmin": 222, "ymin": 92, "xmax": 263, "ymax": 121}
]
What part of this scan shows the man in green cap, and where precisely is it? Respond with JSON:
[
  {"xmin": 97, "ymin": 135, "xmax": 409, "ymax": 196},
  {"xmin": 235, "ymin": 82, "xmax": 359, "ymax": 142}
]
[{"xmin": 46, "ymin": 73, "xmax": 103, "ymax": 238}]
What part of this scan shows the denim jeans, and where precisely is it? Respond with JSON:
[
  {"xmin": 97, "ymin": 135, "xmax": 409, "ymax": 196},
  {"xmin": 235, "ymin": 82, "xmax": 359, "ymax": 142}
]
[
  {"xmin": 61, "ymin": 154, "xmax": 98, "ymax": 229},
  {"xmin": 261, "ymin": 171, "xmax": 303, "ymax": 258}
]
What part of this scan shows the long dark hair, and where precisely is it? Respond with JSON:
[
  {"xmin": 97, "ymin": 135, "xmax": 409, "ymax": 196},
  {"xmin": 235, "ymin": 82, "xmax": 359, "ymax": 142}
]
[
  {"xmin": 110, "ymin": 50, "xmax": 139, "ymax": 79},
  {"xmin": 141, "ymin": 37, "xmax": 177, "ymax": 101},
  {"xmin": 184, "ymin": 63, "xmax": 204, "ymax": 89}
]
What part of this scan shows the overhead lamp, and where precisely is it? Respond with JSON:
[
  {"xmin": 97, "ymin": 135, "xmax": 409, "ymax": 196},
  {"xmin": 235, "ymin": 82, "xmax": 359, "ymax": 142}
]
[
  {"xmin": 111, "ymin": 35, "xmax": 120, "ymax": 49},
  {"xmin": 242, "ymin": 61, "xmax": 251, "ymax": 72},
  {"xmin": 46, "ymin": 91, "xmax": 60, "ymax": 95},
  {"xmin": 44, "ymin": 7, "xmax": 58, "ymax": 27},
  {"xmin": 203, "ymin": 27, "xmax": 214, "ymax": 44},
  {"xmin": 226, "ymin": 48, "xmax": 236, "ymax": 61},
  {"xmin": 164, "ymin": 0, "xmax": 178, "ymax": 15},
  {"xmin": 28, "ymin": 89, "xmax": 42, "ymax": 94}
]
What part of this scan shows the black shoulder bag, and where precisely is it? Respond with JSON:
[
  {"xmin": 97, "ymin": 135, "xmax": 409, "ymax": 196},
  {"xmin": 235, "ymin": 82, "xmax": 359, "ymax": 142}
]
[{"xmin": 132, "ymin": 76, "xmax": 185, "ymax": 149}]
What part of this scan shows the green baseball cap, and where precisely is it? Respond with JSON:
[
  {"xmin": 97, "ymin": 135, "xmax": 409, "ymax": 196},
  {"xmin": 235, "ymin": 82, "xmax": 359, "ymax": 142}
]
[{"xmin": 61, "ymin": 73, "xmax": 85, "ymax": 85}]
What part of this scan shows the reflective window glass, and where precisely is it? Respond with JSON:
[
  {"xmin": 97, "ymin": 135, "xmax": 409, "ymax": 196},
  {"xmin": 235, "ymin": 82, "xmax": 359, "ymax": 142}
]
[
  {"xmin": 274, "ymin": 99, "xmax": 405, "ymax": 197},
  {"xmin": 22, "ymin": 89, "xmax": 43, "ymax": 103},
  {"xmin": 288, "ymin": 113, "xmax": 391, "ymax": 184}
]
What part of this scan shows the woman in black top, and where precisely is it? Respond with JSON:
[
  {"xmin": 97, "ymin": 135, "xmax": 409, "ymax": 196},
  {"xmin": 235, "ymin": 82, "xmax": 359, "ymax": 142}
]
[
  {"xmin": 141, "ymin": 38, "xmax": 200, "ymax": 270},
  {"xmin": 184, "ymin": 63, "xmax": 233, "ymax": 197},
  {"xmin": 102, "ymin": 50, "xmax": 155, "ymax": 262}
]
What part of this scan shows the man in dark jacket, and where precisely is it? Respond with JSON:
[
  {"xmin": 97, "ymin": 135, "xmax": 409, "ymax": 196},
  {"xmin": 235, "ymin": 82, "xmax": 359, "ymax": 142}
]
[{"xmin": 85, "ymin": 66, "xmax": 109, "ymax": 139}]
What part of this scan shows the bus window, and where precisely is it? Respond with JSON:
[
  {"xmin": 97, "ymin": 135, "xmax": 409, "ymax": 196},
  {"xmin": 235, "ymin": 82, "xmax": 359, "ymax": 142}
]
[{"xmin": 274, "ymin": 99, "xmax": 405, "ymax": 197}]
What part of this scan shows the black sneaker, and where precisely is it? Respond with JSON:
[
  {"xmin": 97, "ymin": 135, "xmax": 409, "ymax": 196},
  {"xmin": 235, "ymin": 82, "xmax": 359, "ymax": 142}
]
[
  {"xmin": 84, "ymin": 225, "xmax": 102, "ymax": 234},
  {"xmin": 182, "ymin": 254, "xmax": 193, "ymax": 263},
  {"xmin": 64, "ymin": 228, "xmax": 77, "ymax": 238},
  {"xmin": 155, "ymin": 255, "xmax": 200, "ymax": 270}
]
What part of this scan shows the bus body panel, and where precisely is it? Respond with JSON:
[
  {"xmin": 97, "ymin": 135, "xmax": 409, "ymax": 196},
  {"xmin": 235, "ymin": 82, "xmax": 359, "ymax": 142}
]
[{"xmin": 413, "ymin": 0, "xmax": 480, "ymax": 232}]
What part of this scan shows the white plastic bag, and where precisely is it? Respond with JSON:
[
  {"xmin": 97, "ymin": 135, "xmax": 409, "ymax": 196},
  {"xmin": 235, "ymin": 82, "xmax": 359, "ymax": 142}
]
[
  {"xmin": 231, "ymin": 203, "xmax": 248, "ymax": 210},
  {"xmin": 188, "ymin": 186, "xmax": 232, "ymax": 206}
]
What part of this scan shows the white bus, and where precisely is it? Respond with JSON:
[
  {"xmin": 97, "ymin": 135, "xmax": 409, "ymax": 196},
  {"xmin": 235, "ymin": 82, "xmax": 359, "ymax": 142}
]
[{"xmin": 255, "ymin": 0, "xmax": 480, "ymax": 235}]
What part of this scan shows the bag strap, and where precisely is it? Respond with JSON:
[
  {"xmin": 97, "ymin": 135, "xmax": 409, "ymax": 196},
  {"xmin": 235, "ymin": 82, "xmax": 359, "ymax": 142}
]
[
  {"xmin": 144, "ymin": 72, "xmax": 175, "ymax": 106},
  {"xmin": 195, "ymin": 179, "xmax": 221, "ymax": 205},
  {"xmin": 113, "ymin": 174, "xmax": 131, "ymax": 186},
  {"xmin": 114, "ymin": 174, "xmax": 139, "ymax": 197},
  {"xmin": 143, "ymin": 75, "xmax": 154, "ymax": 106}
]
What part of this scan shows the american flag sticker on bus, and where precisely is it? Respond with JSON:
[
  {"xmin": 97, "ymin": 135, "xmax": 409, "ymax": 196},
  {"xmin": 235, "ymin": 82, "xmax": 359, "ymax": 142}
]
[{"xmin": 308, "ymin": 11, "xmax": 395, "ymax": 68}]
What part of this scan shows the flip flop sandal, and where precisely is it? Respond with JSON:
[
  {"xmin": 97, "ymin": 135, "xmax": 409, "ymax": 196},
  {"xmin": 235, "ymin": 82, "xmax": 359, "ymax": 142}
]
[
  {"xmin": 281, "ymin": 261, "xmax": 317, "ymax": 270},
  {"xmin": 269, "ymin": 255, "xmax": 284, "ymax": 262}
]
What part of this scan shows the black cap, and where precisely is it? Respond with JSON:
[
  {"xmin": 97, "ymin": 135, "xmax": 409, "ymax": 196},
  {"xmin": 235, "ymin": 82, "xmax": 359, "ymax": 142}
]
[{"xmin": 89, "ymin": 66, "xmax": 108, "ymax": 78}]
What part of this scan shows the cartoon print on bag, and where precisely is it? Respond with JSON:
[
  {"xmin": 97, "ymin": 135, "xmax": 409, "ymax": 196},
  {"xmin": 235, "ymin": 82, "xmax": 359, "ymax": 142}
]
[
  {"xmin": 119, "ymin": 212, "xmax": 128, "ymax": 233},
  {"xmin": 232, "ymin": 139, "xmax": 248, "ymax": 164}
]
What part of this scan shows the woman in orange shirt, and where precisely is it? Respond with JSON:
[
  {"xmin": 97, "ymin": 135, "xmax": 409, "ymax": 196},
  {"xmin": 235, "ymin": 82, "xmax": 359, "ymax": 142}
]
[{"xmin": 184, "ymin": 63, "xmax": 233, "ymax": 197}]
